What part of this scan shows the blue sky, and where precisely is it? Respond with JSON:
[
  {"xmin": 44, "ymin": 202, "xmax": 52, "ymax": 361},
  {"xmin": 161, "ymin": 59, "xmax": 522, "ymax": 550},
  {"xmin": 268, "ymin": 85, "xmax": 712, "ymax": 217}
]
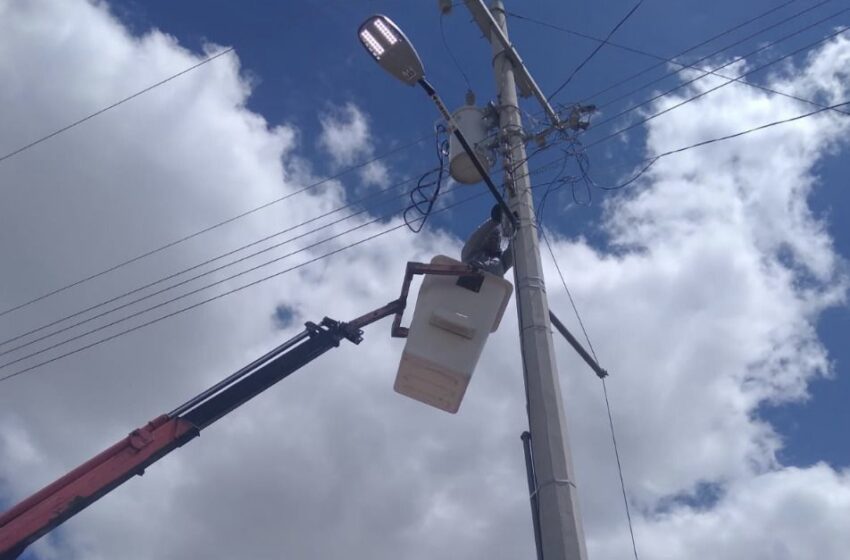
[{"xmin": 2, "ymin": 1, "xmax": 850, "ymax": 559}]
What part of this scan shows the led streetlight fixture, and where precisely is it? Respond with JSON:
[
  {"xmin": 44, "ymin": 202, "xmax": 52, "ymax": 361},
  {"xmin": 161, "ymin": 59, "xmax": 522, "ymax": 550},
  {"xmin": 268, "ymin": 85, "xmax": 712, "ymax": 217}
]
[
  {"xmin": 358, "ymin": 15, "xmax": 425, "ymax": 86},
  {"xmin": 357, "ymin": 14, "xmax": 517, "ymax": 228}
]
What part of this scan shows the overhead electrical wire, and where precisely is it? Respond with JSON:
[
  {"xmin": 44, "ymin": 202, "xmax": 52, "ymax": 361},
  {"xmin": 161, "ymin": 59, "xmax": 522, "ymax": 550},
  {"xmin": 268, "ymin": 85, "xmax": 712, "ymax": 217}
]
[
  {"xmin": 5, "ymin": 84, "xmax": 840, "ymax": 384},
  {"xmin": 583, "ymin": 23, "xmax": 850, "ymax": 151},
  {"xmin": 589, "ymin": 0, "xmax": 838, "ymax": 113},
  {"xmin": 522, "ymin": 15, "xmax": 850, "ymax": 197},
  {"xmin": 0, "ymin": 182, "xmax": 505, "ymax": 384},
  {"xmin": 483, "ymin": 0, "xmax": 841, "ymax": 196},
  {"xmin": 0, "ymin": 208, "xmax": 409, "ymax": 374},
  {"xmin": 0, "ymin": 170, "xmax": 434, "ymax": 355},
  {"xmin": 404, "ymin": 124, "xmax": 449, "ymax": 232},
  {"xmin": 0, "ymin": 132, "xmax": 433, "ymax": 319},
  {"xmin": 535, "ymin": 98, "xmax": 850, "ymax": 224},
  {"xmin": 416, "ymin": 0, "xmax": 836, "ymax": 209},
  {"xmin": 508, "ymin": 0, "xmax": 822, "ymax": 129},
  {"xmin": 559, "ymin": 99, "xmax": 850, "ymax": 201},
  {"xmin": 439, "ymin": 12, "xmax": 473, "ymax": 92},
  {"xmin": 506, "ymin": 8, "xmax": 850, "ymax": 117},
  {"xmin": 541, "ymin": 233, "xmax": 639, "ymax": 560},
  {"xmin": 0, "ymin": 158, "xmax": 575, "ymax": 383},
  {"xmin": 5, "ymin": 1, "xmax": 845, "ymax": 380},
  {"xmin": 546, "ymin": 0, "xmax": 645, "ymax": 102},
  {"xmin": 631, "ymin": 98, "xmax": 850, "ymax": 163},
  {"xmin": 2, "ymin": 149, "xmax": 574, "ymax": 366},
  {"xmin": 0, "ymin": 47, "xmax": 235, "ymax": 166}
]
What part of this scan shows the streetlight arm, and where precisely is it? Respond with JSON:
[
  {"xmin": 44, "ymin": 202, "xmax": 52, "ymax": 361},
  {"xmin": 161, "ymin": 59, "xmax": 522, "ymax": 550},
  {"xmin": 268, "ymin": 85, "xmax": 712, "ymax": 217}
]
[{"xmin": 417, "ymin": 78, "xmax": 517, "ymax": 229}]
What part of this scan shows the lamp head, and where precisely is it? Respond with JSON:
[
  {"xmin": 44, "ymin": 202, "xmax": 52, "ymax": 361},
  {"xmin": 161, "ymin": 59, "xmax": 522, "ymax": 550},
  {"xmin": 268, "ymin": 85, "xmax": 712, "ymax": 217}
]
[{"xmin": 358, "ymin": 15, "xmax": 425, "ymax": 86}]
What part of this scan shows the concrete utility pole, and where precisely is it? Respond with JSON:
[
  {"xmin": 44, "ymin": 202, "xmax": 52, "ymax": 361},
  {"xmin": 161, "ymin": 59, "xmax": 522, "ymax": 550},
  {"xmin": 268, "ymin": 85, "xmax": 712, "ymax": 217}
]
[{"xmin": 464, "ymin": 1, "xmax": 589, "ymax": 558}]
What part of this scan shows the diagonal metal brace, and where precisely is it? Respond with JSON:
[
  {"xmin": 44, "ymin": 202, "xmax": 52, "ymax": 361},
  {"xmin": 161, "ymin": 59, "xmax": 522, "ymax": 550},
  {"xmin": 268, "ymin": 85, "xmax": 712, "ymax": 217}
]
[{"xmin": 549, "ymin": 310, "xmax": 608, "ymax": 379}]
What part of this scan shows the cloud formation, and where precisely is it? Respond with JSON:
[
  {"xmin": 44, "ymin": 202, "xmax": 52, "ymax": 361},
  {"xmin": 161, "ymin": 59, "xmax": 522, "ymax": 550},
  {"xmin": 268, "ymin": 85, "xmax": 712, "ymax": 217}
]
[
  {"xmin": 0, "ymin": 2, "xmax": 849, "ymax": 560},
  {"xmin": 319, "ymin": 102, "xmax": 390, "ymax": 188}
]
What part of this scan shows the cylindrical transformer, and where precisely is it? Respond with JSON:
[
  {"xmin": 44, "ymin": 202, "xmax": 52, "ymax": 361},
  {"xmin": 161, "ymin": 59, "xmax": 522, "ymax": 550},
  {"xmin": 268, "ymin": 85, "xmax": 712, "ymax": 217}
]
[{"xmin": 448, "ymin": 105, "xmax": 491, "ymax": 185}]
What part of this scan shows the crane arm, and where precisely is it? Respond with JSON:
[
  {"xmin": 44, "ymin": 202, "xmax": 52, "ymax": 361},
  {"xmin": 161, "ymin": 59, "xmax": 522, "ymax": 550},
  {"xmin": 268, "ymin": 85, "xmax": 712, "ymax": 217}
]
[
  {"xmin": 0, "ymin": 260, "xmax": 480, "ymax": 560},
  {"xmin": 0, "ymin": 317, "xmax": 369, "ymax": 560}
]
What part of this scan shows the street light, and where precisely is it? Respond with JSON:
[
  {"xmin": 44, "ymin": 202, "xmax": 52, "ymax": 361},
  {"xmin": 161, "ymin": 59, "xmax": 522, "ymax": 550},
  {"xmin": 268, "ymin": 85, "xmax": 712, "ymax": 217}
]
[
  {"xmin": 357, "ymin": 14, "xmax": 516, "ymax": 228},
  {"xmin": 358, "ymin": 16, "xmax": 425, "ymax": 86}
]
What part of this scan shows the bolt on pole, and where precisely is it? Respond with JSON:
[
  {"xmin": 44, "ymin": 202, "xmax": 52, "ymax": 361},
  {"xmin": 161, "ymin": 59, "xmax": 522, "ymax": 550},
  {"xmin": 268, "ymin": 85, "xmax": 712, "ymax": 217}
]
[{"xmin": 468, "ymin": 1, "xmax": 589, "ymax": 558}]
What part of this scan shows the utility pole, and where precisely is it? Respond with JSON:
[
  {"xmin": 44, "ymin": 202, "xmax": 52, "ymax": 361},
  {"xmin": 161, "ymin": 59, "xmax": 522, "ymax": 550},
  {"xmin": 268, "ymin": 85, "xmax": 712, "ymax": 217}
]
[{"xmin": 464, "ymin": 2, "xmax": 589, "ymax": 558}]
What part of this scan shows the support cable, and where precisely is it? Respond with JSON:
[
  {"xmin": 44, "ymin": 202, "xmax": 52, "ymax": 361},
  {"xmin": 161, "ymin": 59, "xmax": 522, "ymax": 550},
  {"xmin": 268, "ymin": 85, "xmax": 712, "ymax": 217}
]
[
  {"xmin": 541, "ymin": 233, "xmax": 639, "ymax": 560},
  {"xmin": 546, "ymin": 0, "xmax": 644, "ymax": 102}
]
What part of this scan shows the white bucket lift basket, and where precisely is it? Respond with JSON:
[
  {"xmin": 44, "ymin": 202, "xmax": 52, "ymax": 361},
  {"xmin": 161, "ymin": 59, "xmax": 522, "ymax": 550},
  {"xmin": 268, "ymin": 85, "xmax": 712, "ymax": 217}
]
[{"xmin": 394, "ymin": 255, "xmax": 513, "ymax": 413}]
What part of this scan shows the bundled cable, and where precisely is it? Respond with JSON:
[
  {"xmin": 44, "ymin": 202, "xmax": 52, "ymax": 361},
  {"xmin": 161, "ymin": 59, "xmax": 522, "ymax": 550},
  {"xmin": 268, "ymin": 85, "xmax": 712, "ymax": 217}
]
[{"xmin": 404, "ymin": 124, "xmax": 449, "ymax": 233}]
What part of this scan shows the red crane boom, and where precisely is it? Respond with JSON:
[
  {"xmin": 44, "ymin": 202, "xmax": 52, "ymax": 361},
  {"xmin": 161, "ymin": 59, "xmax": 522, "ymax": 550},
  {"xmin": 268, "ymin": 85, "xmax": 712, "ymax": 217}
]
[{"xmin": 0, "ymin": 262, "xmax": 476, "ymax": 560}]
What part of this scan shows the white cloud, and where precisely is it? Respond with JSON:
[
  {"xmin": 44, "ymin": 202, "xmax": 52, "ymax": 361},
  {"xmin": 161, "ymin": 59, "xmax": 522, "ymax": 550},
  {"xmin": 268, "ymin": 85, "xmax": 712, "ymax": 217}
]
[
  {"xmin": 318, "ymin": 102, "xmax": 391, "ymax": 188},
  {"xmin": 1, "ymin": 2, "xmax": 849, "ymax": 560}
]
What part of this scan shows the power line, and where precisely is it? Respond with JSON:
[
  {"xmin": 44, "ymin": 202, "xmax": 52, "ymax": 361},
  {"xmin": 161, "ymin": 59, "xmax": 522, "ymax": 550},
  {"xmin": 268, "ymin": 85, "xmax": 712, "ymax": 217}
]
[
  {"xmin": 7, "ymin": 85, "xmax": 834, "ymax": 383},
  {"xmin": 493, "ymin": 0, "xmax": 830, "ymax": 160},
  {"xmin": 579, "ymin": 0, "xmax": 810, "ymax": 107},
  {"xmin": 575, "ymin": 99, "xmax": 849, "ymax": 196},
  {"xmin": 0, "ymin": 132, "xmax": 432, "ymax": 319},
  {"xmin": 534, "ymin": 99, "xmax": 850, "ymax": 221},
  {"xmin": 510, "ymin": 0, "xmax": 804, "ymax": 127},
  {"xmin": 507, "ymin": 9, "xmax": 850, "ymax": 117},
  {"xmin": 7, "ymin": 10, "xmax": 843, "ymax": 383},
  {"xmin": 0, "ymin": 171, "xmax": 430, "ymax": 355},
  {"xmin": 0, "ymin": 184, "xmax": 496, "ymax": 384},
  {"xmin": 439, "ymin": 12, "xmax": 473, "ymax": 92},
  {"xmin": 634, "ymin": 98, "xmax": 850, "ymax": 162},
  {"xmin": 584, "ymin": 23, "xmax": 850, "ymax": 151},
  {"xmin": 0, "ymin": 209, "xmax": 403, "ymax": 373},
  {"xmin": 435, "ymin": 1, "xmax": 832, "ymax": 180},
  {"xmin": 591, "ymin": 158, "xmax": 658, "ymax": 191},
  {"xmin": 0, "ymin": 156, "xmax": 577, "ymax": 383},
  {"xmin": 0, "ymin": 47, "xmax": 235, "ymax": 166},
  {"xmin": 541, "ymin": 233, "xmax": 639, "ymax": 560},
  {"xmin": 591, "ymin": 1, "xmax": 840, "ymax": 114},
  {"xmin": 0, "ymin": 156, "xmax": 544, "ymax": 369},
  {"xmin": 546, "ymin": 0, "xmax": 645, "ymax": 102}
]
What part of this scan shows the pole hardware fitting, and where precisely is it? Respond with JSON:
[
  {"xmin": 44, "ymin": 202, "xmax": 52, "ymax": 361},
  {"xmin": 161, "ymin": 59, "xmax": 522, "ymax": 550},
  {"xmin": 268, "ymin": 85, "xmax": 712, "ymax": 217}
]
[
  {"xmin": 517, "ymin": 275, "xmax": 546, "ymax": 291},
  {"xmin": 561, "ymin": 104, "xmax": 597, "ymax": 132},
  {"xmin": 530, "ymin": 477, "xmax": 577, "ymax": 499}
]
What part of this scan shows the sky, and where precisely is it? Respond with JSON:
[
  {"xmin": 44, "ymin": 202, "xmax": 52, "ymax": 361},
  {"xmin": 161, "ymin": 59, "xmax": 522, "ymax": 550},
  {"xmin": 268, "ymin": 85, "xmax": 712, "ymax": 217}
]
[{"xmin": 1, "ymin": 0, "xmax": 849, "ymax": 559}]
